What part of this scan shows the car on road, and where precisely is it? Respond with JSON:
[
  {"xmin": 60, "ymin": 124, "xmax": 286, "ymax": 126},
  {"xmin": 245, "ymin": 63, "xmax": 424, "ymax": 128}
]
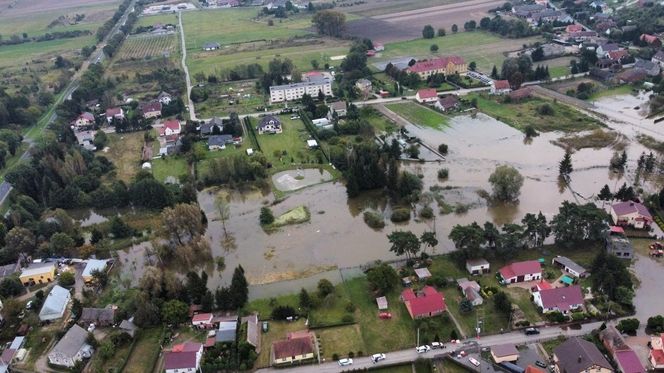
[
  {"xmin": 469, "ymin": 357, "xmax": 481, "ymax": 367},
  {"xmin": 378, "ymin": 312, "xmax": 392, "ymax": 319},
  {"xmin": 371, "ymin": 353, "xmax": 386, "ymax": 363},
  {"xmin": 525, "ymin": 327, "xmax": 540, "ymax": 335},
  {"xmin": 431, "ymin": 342, "xmax": 445, "ymax": 349},
  {"xmin": 338, "ymin": 358, "xmax": 353, "ymax": 366},
  {"xmin": 535, "ymin": 361, "xmax": 547, "ymax": 368},
  {"xmin": 416, "ymin": 345, "xmax": 431, "ymax": 353},
  {"xmin": 25, "ymin": 301, "xmax": 33, "ymax": 310}
]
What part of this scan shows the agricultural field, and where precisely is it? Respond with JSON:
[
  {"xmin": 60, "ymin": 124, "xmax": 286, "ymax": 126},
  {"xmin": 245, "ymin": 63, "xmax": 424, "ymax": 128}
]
[
  {"xmin": 194, "ymin": 80, "xmax": 268, "ymax": 118},
  {"xmin": 337, "ymin": 0, "xmax": 470, "ymax": 17},
  {"xmin": 374, "ymin": 32, "xmax": 542, "ymax": 73},
  {"xmin": 117, "ymin": 34, "xmax": 178, "ymax": 61},
  {"xmin": 136, "ymin": 13, "xmax": 179, "ymax": 28},
  {"xmin": 385, "ymin": 102, "xmax": 450, "ymax": 129}
]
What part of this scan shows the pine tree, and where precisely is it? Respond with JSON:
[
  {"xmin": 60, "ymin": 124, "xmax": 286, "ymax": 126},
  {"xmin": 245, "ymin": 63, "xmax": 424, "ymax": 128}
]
[
  {"xmin": 491, "ymin": 65, "xmax": 499, "ymax": 79},
  {"xmin": 259, "ymin": 207, "xmax": 275, "ymax": 225},
  {"xmin": 299, "ymin": 288, "xmax": 313, "ymax": 310},
  {"xmin": 229, "ymin": 266, "xmax": 249, "ymax": 309},
  {"xmin": 201, "ymin": 290, "xmax": 214, "ymax": 312},
  {"xmin": 598, "ymin": 184, "xmax": 613, "ymax": 201},
  {"xmin": 559, "ymin": 151, "xmax": 573, "ymax": 176}
]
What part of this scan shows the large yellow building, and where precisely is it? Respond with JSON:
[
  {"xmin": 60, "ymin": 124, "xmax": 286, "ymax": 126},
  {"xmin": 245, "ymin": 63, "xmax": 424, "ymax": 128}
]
[
  {"xmin": 406, "ymin": 55, "xmax": 467, "ymax": 79},
  {"xmin": 19, "ymin": 263, "xmax": 56, "ymax": 286}
]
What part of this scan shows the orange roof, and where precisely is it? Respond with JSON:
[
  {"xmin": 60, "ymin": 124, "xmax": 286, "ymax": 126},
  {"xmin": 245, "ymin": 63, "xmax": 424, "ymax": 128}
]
[
  {"xmin": 417, "ymin": 88, "xmax": 438, "ymax": 99},
  {"xmin": 526, "ymin": 366, "xmax": 546, "ymax": 373}
]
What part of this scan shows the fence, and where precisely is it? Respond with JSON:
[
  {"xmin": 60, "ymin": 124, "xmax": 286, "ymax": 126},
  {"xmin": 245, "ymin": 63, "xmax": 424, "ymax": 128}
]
[
  {"xmin": 298, "ymin": 110, "xmax": 330, "ymax": 163},
  {"xmin": 243, "ymin": 117, "xmax": 262, "ymax": 152}
]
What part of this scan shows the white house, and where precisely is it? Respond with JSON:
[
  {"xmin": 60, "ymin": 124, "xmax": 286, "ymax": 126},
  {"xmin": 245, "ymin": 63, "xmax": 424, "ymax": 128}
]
[
  {"xmin": 39, "ymin": 285, "xmax": 71, "ymax": 321},
  {"xmin": 269, "ymin": 79, "xmax": 332, "ymax": 103},
  {"xmin": 256, "ymin": 116, "xmax": 282, "ymax": 135},
  {"xmin": 105, "ymin": 107, "xmax": 124, "ymax": 123},
  {"xmin": 610, "ymin": 201, "xmax": 652, "ymax": 229},
  {"xmin": 466, "ymin": 258, "xmax": 490, "ymax": 275},
  {"xmin": 164, "ymin": 342, "xmax": 203, "ymax": 373},
  {"xmin": 160, "ymin": 119, "xmax": 181, "ymax": 137},
  {"xmin": 192, "ymin": 313, "xmax": 214, "ymax": 328},
  {"xmin": 48, "ymin": 325, "xmax": 93, "ymax": 368},
  {"xmin": 71, "ymin": 112, "xmax": 95, "ymax": 128},
  {"xmin": 415, "ymin": 88, "xmax": 438, "ymax": 103},
  {"xmin": 491, "ymin": 80, "xmax": 512, "ymax": 95},
  {"xmin": 533, "ymin": 285, "xmax": 584, "ymax": 314},
  {"xmin": 498, "ymin": 260, "xmax": 541, "ymax": 284}
]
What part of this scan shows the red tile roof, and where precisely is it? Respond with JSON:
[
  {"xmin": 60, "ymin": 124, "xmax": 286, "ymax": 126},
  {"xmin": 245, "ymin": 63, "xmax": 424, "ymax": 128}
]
[
  {"xmin": 272, "ymin": 336, "xmax": 313, "ymax": 360},
  {"xmin": 651, "ymin": 349, "xmax": 664, "ymax": 365},
  {"xmin": 608, "ymin": 49, "xmax": 629, "ymax": 61},
  {"xmin": 615, "ymin": 349, "xmax": 646, "ymax": 373},
  {"xmin": 140, "ymin": 101, "xmax": 162, "ymax": 114},
  {"xmin": 538, "ymin": 285, "xmax": 584, "ymax": 311},
  {"xmin": 641, "ymin": 34, "xmax": 660, "ymax": 44},
  {"xmin": 566, "ymin": 24, "xmax": 583, "ymax": 32},
  {"xmin": 499, "ymin": 260, "xmax": 541, "ymax": 280},
  {"xmin": 526, "ymin": 366, "xmax": 546, "ymax": 373},
  {"xmin": 164, "ymin": 119, "xmax": 181, "ymax": 131},
  {"xmin": 401, "ymin": 285, "xmax": 446, "ymax": 318},
  {"xmin": 105, "ymin": 107, "xmax": 122, "ymax": 117},
  {"xmin": 165, "ymin": 343, "xmax": 201, "ymax": 370},
  {"xmin": 534, "ymin": 280, "xmax": 552, "ymax": 291},
  {"xmin": 172, "ymin": 342, "xmax": 202, "ymax": 353},
  {"xmin": 610, "ymin": 226, "xmax": 625, "ymax": 234},
  {"xmin": 417, "ymin": 88, "xmax": 438, "ymax": 99},
  {"xmin": 407, "ymin": 56, "xmax": 465, "ymax": 73},
  {"xmin": 192, "ymin": 313, "xmax": 213, "ymax": 323},
  {"xmin": 78, "ymin": 112, "xmax": 95, "ymax": 122},
  {"xmin": 493, "ymin": 80, "xmax": 510, "ymax": 90}
]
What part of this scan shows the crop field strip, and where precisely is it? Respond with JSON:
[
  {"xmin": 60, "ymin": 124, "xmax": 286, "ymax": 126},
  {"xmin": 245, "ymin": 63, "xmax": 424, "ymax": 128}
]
[{"xmin": 118, "ymin": 33, "xmax": 178, "ymax": 60}]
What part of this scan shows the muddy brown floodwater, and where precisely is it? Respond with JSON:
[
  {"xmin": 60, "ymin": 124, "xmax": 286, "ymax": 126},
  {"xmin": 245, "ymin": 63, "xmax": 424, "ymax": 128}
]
[{"xmin": 200, "ymin": 108, "xmax": 660, "ymax": 293}]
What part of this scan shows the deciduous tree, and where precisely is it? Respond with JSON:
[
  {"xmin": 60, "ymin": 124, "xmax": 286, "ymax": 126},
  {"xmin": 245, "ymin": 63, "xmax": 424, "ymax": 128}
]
[{"xmin": 488, "ymin": 165, "xmax": 524, "ymax": 202}]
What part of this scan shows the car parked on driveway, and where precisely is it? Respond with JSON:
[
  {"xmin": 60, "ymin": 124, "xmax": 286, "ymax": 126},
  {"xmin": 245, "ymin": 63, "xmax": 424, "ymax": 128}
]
[
  {"xmin": 371, "ymin": 353, "xmax": 386, "ymax": 363},
  {"xmin": 416, "ymin": 345, "xmax": 431, "ymax": 353},
  {"xmin": 535, "ymin": 360, "xmax": 547, "ymax": 368},
  {"xmin": 338, "ymin": 358, "xmax": 353, "ymax": 366},
  {"xmin": 431, "ymin": 342, "xmax": 445, "ymax": 349}
]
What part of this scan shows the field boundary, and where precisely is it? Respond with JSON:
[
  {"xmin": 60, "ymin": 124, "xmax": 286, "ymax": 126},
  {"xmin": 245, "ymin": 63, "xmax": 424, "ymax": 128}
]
[
  {"xmin": 298, "ymin": 111, "xmax": 330, "ymax": 163},
  {"xmin": 243, "ymin": 117, "xmax": 262, "ymax": 152}
]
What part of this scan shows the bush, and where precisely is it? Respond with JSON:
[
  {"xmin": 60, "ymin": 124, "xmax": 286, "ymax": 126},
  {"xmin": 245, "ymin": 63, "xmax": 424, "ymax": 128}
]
[
  {"xmin": 419, "ymin": 206, "xmax": 434, "ymax": 219},
  {"xmin": 345, "ymin": 302, "xmax": 356, "ymax": 313},
  {"xmin": 332, "ymin": 353, "xmax": 339, "ymax": 361},
  {"xmin": 438, "ymin": 143, "xmax": 448, "ymax": 155},
  {"xmin": 648, "ymin": 315, "xmax": 664, "ymax": 333},
  {"xmin": 341, "ymin": 314, "xmax": 354, "ymax": 323},
  {"xmin": 571, "ymin": 312, "xmax": 586, "ymax": 321},
  {"xmin": 524, "ymin": 125, "xmax": 539, "ymax": 138},
  {"xmin": 437, "ymin": 168, "xmax": 449, "ymax": 179},
  {"xmin": 363, "ymin": 210, "xmax": 385, "ymax": 228},
  {"xmin": 537, "ymin": 103, "xmax": 554, "ymax": 116},
  {"xmin": 454, "ymin": 204, "xmax": 468, "ymax": 214},
  {"xmin": 545, "ymin": 311, "xmax": 567, "ymax": 323},
  {"xmin": 391, "ymin": 208, "xmax": 411, "ymax": 222},
  {"xmin": 617, "ymin": 318, "xmax": 640, "ymax": 335},
  {"xmin": 59, "ymin": 271, "xmax": 75, "ymax": 287},
  {"xmin": 271, "ymin": 305, "xmax": 296, "ymax": 320},
  {"xmin": 259, "ymin": 207, "xmax": 275, "ymax": 225}
]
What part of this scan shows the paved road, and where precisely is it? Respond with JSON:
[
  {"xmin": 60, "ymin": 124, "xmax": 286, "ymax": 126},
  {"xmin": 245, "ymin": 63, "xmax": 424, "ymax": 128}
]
[
  {"xmin": 258, "ymin": 322, "xmax": 602, "ymax": 372},
  {"xmin": 0, "ymin": 1, "xmax": 136, "ymax": 206},
  {"xmin": 178, "ymin": 10, "xmax": 197, "ymax": 121}
]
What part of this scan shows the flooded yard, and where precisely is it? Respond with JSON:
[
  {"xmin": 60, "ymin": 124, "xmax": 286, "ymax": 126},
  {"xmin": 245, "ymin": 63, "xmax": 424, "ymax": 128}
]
[{"xmin": 272, "ymin": 168, "xmax": 333, "ymax": 192}]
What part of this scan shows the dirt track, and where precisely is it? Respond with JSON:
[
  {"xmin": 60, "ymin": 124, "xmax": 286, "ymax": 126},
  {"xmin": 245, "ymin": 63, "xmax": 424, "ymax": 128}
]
[{"xmin": 345, "ymin": 0, "xmax": 503, "ymax": 43}]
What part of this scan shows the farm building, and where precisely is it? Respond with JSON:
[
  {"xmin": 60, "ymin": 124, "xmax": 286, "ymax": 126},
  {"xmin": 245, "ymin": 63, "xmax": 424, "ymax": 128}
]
[
  {"xmin": 202, "ymin": 42, "xmax": 221, "ymax": 51},
  {"xmin": 19, "ymin": 262, "xmax": 55, "ymax": 286},
  {"xmin": 551, "ymin": 256, "xmax": 588, "ymax": 278},
  {"xmin": 466, "ymin": 258, "xmax": 490, "ymax": 275},
  {"xmin": 491, "ymin": 80, "xmax": 511, "ymax": 95},
  {"xmin": 498, "ymin": 260, "xmax": 542, "ymax": 284},
  {"xmin": 39, "ymin": 285, "xmax": 71, "ymax": 322}
]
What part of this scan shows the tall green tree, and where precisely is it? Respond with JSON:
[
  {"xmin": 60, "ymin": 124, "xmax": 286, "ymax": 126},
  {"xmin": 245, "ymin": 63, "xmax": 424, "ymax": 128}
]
[
  {"xmin": 559, "ymin": 151, "xmax": 573, "ymax": 176},
  {"xmin": 422, "ymin": 24, "xmax": 435, "ymax": 39},
  {"xmin": 598, "ymin": 184, "xmax": 613, "ymax": 201},
  {"xmin": 420, "ymin": 231, "xmax": 438, "ymax": 253},
  {"xmin": 366, "ymin": 263, "xmax": 399, "ymax": 295},
  {"xmin": 551, "ymin": 202, "xmax": 608, "ymax": 246},
  {"xmin": 387, "ymin": 230, "xmax": 421, "ymax": 260},
  {"xmin": 312, "ymin": 10, "xmax": 346, "ymax": 37},
  {"xmin": 488, "ymin": 165, "xmax": 524, "ymax": 202},
  {"xmin": 161, "ymin": 300, "xmax": 189, "ymax": 325},
  {"xmin": 449, "ymin": 223, "xmax": 485, "ymax": 258},
  {"xmin": 229, "ymin": 266, "xmax": 249, "ymax": 309}
]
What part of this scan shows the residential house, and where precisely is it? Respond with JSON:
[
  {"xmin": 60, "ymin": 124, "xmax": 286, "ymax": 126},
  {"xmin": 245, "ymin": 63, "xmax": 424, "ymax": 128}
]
[
  {"xmin": 75, "ymin": 130, "xmax": 97, "ymax": 151},
  {"xmin": 19, "ymin": 262, "xmax": 55, "ymax": 286},
  {"xmin": 48, "ymin": 325, "xmax": 93, "ymax": 368},
  {"xmin": 82, "ymin": 259, "xmax": 108, "ymax": 284},
  {"xmin": 192, "ymin": 313, "xmax": 214, "ymax": 328},
  {"xmin": 415, "ymin": 88, "xmax": 439, "ymax": 103},
  {"xmin": 641, "ymin": 34, "xmax": 662, "ymax": 47},
  {"xmin": 39, "ymin": 285, "xmax": 71, "ymax": 321},
  {"xmin": 272, "ymin": 335, "xmax": 315, "ymax": 366},
  {"xmin": 434, "ymin": 95, "xmax": 460, "ymax": 112},
  {"xmin": 139, "ymin": 101, "xmax": 162, "ymax": 119},
  {"xmin": 376, "ymin": 296, "xmax": 388, "ymax": 310},
  {"xmin": 607, "ymin": 49, "xmax": 629, "ymax": 62},
  {"xmin": 457, "ymin": 278, "xmax": 483, "ymax": 306},
  {"xmin": 596, "ymin": 42, "xmax": 620, "ymax": 58},
  {"xmin": 243, "ymin": 314, "xmax": 260, "ymax": 352},
  {"xmin": 531, "ymin": 9, "xmax": 573, "ymax": 24},
  {"xmin": 373, "ymin": 43, "xmax": 384, "ymax": 51},
  {"xmin": 621, "ymin": 67, "xmax": 648, "ymax": 82},
  {"xmin": 119, "ymin": 318, "xmax": 138, "ymax": 337},
  {"xmin": 512, "ymin": 4, "xmax": 546, "ymax": 18},
  {"xmin": 466, "ymin": 259, "xmax": 490, "ymax": 275},
  {"xmin": 201, "ymin": 117, "xmax": 223, "ymax": 136},
  {"xmin": 217, "ymin": 320, "xmax": 237, "ymax": 343},
  {"xmin": 611, "ymin": 201, "xmax": 652, "ymax": 229},
  {"xmin": 634, "ymin": 59, "xmax": 661, "ymax": 76},
  {"xmin": 400, "ymin": 286, "xmax": 446, "ymax": 319},
  {"xmin": 566, "ymin": 24, "xmax": 583, "ymax": 33},
  {"xmin": 312, "ymin": 118, "xmax": 332, "ymax": 129},
  {"xmin": 491, "ymin": 344, "xmax": 519, "ymax": 363},
  {"xmin": 105, "ymin": 107, "xmax": 124, "ymax": 123},
  {"xmin": 508, "ymin": 87, "xmax": 533, "ymax": 101},
  {"xmin": 526, "ymin": 366, "xmax": 547, "ymax": 373},
  {"xmin": 594, "ymin": 20, "xmax": 616, "ymax": 33},
  {"xmin": 532, "ymin": 285, "xmax": 584, "ymax": 314},
  {"xmin": 71, "ymin": 112, "xmax": 95, "ymax": 128},
  {"xmin": 599, "ymin": 325, "xmax": 646, "ymax": 373},
  {"xmin": 491, "ymin": 80, "xmax": 512, "ymax": 95},
  {"xmin": 414, "ymin": 267, "xmax": 431, "ymax": 281},
  {"xmin": 590, "ymin": 68, "xmax": 614, "ymax": 82},
  {"xmin": 202, "ymin": 42, "xmax": 220, "ymax": 51},
  {"xmin": 551, "ymin": 256, "xmax": 588, "ymax": 278},
  {"xmin": 328, "ymin": 101, "xmax": 347, "ymax": 120},
  {"xmin": 406, "ymin": 56, "xmax": 467, "ymax": 79},
  {"xmin": 80, "ymin": 307, "xmax": 115, "ymax": 327},
  {"xmin": 164, "ymin": 342, "xmax": 203, "ymax": 373},
  {"xmin": 257, "ymin": 116, "xmax": 282, "ymax": 134},
  {"xmin": 599, "ymin": 325, "xmax": 628, "ymax": 354},
  {"xmin": 158, "ymin": 91, "xmax": 173, "ymax": 105},
  {"xmin": 269, "ymin": 78, "xmax": 332, "ymax": 103},
  {"xmin": 160, "ymin": 119, "xmax": 181, "ymax": 137},
  {"xmin": 553, "ymin": 338, "xmax": 613, "ymax": 373},
  {"xmin": 568, "ymin": 31, "xmax": 598, "ymax": 42},
  {"xmin": 355, "ymin": 78, "xmax": 372, "ymax": 94},
  {"xmin": 652, "ymin": 50, "xmax": 664, "ymax": 68},
  {"xmin": 498, "ymin": 260, "xmax": 542, "ymax": 284},
  {"xmin": 614, "ymin": 349, "xmax": 646, "ymax": 373},
  {"xmin": 208, "ymin": 135, "xmax": 235, "ymax": 150},
  {"xmin": 605, "ymin": 226, "xmax": 634, "ymax": 259},
  {"xmin": 650, "ymin": 333, "xmax": 664, "ymax": 369},
  {"xmin": 0, "ymin": 261, "xmax": 20, "ymax": 280}
]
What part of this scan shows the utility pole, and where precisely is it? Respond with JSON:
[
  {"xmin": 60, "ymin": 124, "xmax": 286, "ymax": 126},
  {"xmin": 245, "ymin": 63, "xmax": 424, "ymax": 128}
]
[{"xmin": 417, "ymin": 328, "xmax": 420, "ymax": 347}]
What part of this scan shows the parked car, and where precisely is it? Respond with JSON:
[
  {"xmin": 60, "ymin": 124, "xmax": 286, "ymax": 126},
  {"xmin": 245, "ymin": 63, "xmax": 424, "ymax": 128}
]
[
  {"xmin": 469, "ymin": 357, "xmax": 481, "ymax": 367},
  {"xmin": 338, "ymin": 358, "xmax": 353, "ymax": 366},
  {"xmin": 378, "ymin": 312, "xmax": 392, "ymax": 319},
  {"xmin": 416, "ymin": 345, "xmax": 431, "ymax": 353},
  {"xmin": 535, "ymin": 361, "xmax": 547, "ymax": 368},
  {"xmin": 371, "ymin": 353, "xmax": 386, "ymax": 363},
  {"xmin": 25, "ymin": 301, "xmax": 33, "ymax": 310},
  {"xmin": 525, "ymin": 327, "xmax": 540, "ymax": 335},
  {"xmin": 431, "ymin": 341, "xmax": 445, "ymax": 349}
]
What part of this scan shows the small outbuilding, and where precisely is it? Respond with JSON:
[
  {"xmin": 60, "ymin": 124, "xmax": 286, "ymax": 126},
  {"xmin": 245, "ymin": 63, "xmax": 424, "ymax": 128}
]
[
  {"xmin": 491, "ymin": 344, "xmax": 519, "ymax": 363},
  {"xmin": 466, "ymin": 258, "xmax": 490, "ymax": 275},
  {"xmin": 551, "ymin": 256, "xmax": 588, "ymax": 278},
  {"xmin": 376, "ymin": 296, "xmax": 388, "ymax": 310},
  {"xmin": 414, "ymin": 267, "xmax": 431, "ymax": 281}
]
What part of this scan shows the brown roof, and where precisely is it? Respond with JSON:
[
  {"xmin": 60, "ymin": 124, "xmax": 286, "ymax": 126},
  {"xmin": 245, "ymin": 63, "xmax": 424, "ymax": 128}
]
[
  {"xmin": 554, "ymin": 337, "xmax": 612, "ymax": 372},
  {"xmin": 509, "ymin": 87, "xmax": 533, "ymax": 100},
  {"xmin": 272, "ymin": 336, "xmax": 313, "ymax": 360},
  {"xmin": 140, "ymin": 101, "xmax": 162, "ymax": 114},
  {"xmin": 80, "ymin": 307, "xmax": 115, "ymax": 325}
]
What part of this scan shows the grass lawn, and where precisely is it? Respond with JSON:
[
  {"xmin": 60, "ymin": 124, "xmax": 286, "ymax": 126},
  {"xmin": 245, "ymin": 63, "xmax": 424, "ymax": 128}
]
[
  {"xmin": 256, "ymin": 319, "xmax": 308, "ymax": 368},
  {"xmin": 540, "ymin": 336, "xmax": 566, "ymax": 355},
  {"xmin": 152, "ymin": 156, "xmax": 189, "ymax": 182},
  {"xmin": 589, "ymin": 84, "xmax": 636, "ymax": 100},
  {"xmin": 469, "ymin": 94, "xmax": 601, "ymax": 132},
  {"xmin": 88, "ymin": 335, "xmax": 133, "ymax": 373},
  {"xmin": 253, "ymin": 115, "xmax": 315, "ymax": 165},
  {"xmin": 246, "ymin": 293, "xmax": 300, "ymax": 318},
  {"xmin": 555, "ymin": 129, "xmax": 622, "ymax": 150},
  {"xmin": 317, "ymin": 324, "xmax": 365, "ymax": 360},
  {"xmin": 0, "ymin": 33, "xmax": 97, "ymax": 67},
  {"xmin": 23, "ymin": 329, "xmax": 55, "ymax": 367},
  {"xmin": 105, "ymin": 131, "xmax": 146, "ymax": 182},
  {"xmin": 385, "ymin": 102, "xmax": 449, "ymax": 129},
  {"xmin": 124, "ymin": 327, "xmax": 164, "ymax": 373},
  {"xmin": 194, "ymin": 81, "xmax": 269, "ymax": 117},
  {"xmin": 378, "ymin": 32, "xmax": 543, "ymax": 73},
  {"xmin": 549, "ymin": 65, "xmax": 569, "ymax": 79},
  {"xmin": 361, "ymin": 107, "xmax": 398, "ymax": 134},
  {"xmin": 444, "ymin": 287, "xmax": 510, "ymax": 336}
]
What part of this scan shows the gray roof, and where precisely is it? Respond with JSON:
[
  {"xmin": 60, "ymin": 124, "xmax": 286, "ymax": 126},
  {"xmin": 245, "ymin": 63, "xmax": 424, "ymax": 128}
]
[
  {"xmin": 492, "ymin": 344, "xmax": 519, "ymax": 357},
  {"xmin": 203, "ymin": 42, "xmax": 220, "ymax": 49},
  {"xmin": 201, "ymin": 118, "xmax": 223, "ymax": 135},
  {"xmin": 269, "ymin": 78, "xmax": 331, "ymax": 92},
  {"xmin": 80, "ymin": 308, "xmax": 115, "ymax": 324},
  {"xmin": 39, "ymin": 285, "xmax": 70, "ymax": 321},
  {"xmin": 50, "ymin": 325, "xmax": 90, "ymax": 359},
  {"xmin": 243, "ymin": 314, "xmax": 259, "ymax": 349},
  {"xmin": 119, "ymin": 318, "xmax": 138, "ymax": 336},
  {"xmin": 216, "ymin": 321, "xmax": 237, "ymax": 343},
  {"xmin": 257, "ymin": 115, "xmax": 281, "ymax": 130},
  {"xmin": 208, "ymin": 135, "xmax": 234, "ymax": 147},
  {"xmin": 552, "ymin": 256, "xmax": 587, "ymax": 275},
  {"xmin": 554, "ymin": 337, "xmax": 612, "ymax": 372},
  {"xmin": 0, "ymin": 262, "xmax": 19, "ymax": 278},
  {"xmin": 606, "ymin": 235, "xmax": 633, "ymax": 255},
  {"xmin": 82, "ymin": 259, "xmax": 107, "ymax": 278}
]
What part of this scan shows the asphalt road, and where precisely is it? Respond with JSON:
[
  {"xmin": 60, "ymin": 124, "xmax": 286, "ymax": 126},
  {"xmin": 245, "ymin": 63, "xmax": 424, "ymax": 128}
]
[
  {"xmin": 178, "ymin": 10, "xmax": 197, "ymax": 121},
  {"xmin": 0, "ymin": 1, "xmax": 136, "ymax": 206},
  {"xmin": 258, "ymin": 322, "xmax": 602, "ymax": 373}
]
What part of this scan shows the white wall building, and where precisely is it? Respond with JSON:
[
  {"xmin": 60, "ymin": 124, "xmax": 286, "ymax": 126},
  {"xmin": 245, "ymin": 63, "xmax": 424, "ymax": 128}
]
[{"xmin": 269, "ymin": 79, "xmax": 333, "ymax": 103}]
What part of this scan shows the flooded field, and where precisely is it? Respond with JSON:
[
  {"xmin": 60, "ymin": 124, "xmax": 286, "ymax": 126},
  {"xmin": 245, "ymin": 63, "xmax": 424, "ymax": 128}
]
[
  {"xmin": 272, "ymin": 168, "xmax": 333, "ymax": 192},
  {"xmin": 199, "ymin": 105, "xmax": 660, "ymax": 290}
]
